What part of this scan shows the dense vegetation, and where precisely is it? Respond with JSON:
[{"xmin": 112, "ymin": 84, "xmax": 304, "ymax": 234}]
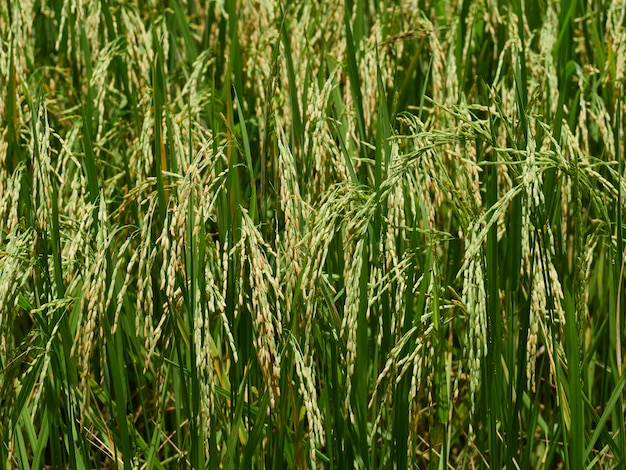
[{"xmin": 1, "ymin": 0, "xmax": 625, "ymax": 468}]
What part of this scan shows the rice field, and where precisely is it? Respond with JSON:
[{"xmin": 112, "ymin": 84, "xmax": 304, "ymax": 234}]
[{"xmin": 1, "ymin": 0, "xmax": 625, "ymax": 468}]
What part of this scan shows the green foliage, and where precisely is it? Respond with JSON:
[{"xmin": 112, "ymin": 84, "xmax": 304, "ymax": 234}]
[{"xmin": 0, "ymin": 0, "xmax": 625, "ymax": 468}]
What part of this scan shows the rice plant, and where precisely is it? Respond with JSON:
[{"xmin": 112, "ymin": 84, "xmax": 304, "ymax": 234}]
[{"xmin": 1, "ymin": 0, "xmax": 625, "ymax": 468}]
